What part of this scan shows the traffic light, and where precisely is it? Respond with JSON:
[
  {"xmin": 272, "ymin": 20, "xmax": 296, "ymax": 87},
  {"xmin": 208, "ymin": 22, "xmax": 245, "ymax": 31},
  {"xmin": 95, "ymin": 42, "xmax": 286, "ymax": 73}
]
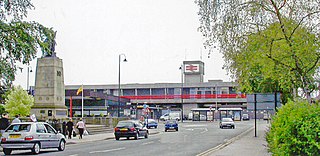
[{"xmin": 48, "ymin": 110, "xmax": 52, "ymax": 116}]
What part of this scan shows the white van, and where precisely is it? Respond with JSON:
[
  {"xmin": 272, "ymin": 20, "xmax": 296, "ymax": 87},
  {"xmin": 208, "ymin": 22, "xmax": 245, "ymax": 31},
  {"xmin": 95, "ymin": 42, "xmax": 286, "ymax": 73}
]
[{"xmin": 160, "ymin": 112, "xmax": 180, "ymax": 121}]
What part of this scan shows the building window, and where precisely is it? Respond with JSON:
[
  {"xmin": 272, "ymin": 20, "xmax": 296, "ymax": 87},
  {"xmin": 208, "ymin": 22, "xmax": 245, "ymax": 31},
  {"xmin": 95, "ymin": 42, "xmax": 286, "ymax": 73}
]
[
  {"xmin": 151, "ymin": 88, "xmax": 165, "ymax": 95},
  {"xmin": 123, "ymin": 89, "xmax": 135, "ymax": 96},
  {"xmin": 137, "ymin": 89, "xmax": 150, "ymax": 96},
  {"xmin": 167, "ymin": 88, "xmax": 174, "ymax": 95}
]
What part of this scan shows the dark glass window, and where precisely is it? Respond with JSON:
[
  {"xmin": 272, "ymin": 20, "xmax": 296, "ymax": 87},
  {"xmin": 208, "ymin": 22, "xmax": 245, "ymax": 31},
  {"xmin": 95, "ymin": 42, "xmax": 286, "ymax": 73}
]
[
  {"xmin": 167, "ymin": 88, "xmax": 174, "ymax": 95},
  {"xmin": 151, "ymin": 88, "xmax": 165, "ymax": 95},
  {"xmin": 123, "ymin": 89, "xmax": 135, "ymax": 96},
  {"xmin": 137, "ymin": 89, "xmax": 150, "ymax": 95}
]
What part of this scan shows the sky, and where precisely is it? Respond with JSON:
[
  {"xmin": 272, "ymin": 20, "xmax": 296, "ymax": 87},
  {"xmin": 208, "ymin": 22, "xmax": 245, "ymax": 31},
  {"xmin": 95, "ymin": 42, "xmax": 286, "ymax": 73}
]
[{"xmin": 13, "ymin": 0, "xmax": 231, "ymax": 89}]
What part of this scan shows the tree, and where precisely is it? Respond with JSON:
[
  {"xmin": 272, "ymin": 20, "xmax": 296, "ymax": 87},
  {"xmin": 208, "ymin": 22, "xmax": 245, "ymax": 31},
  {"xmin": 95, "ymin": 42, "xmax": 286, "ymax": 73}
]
[
  {"xmin": 4, "ymin": 85, "xmax": 34, "ymax": 116},
  {"xmin": 196, "ymin": 0, "xmax": 320, "ymax": 101},
  {"xmin": 0, "ymin": 0, "xmax": 55, "ymax": 89}
]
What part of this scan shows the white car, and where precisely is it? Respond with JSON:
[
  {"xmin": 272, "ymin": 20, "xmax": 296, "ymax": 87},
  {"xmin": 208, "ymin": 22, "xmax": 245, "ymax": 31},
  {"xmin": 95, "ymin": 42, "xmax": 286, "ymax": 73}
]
[
  {"xmin": 219, "ymin": 118, "xmax": 235, "ymax": 129},
  {"xmin": 0, "ymin": 122, "xmax": 66, "ymax": 155}
]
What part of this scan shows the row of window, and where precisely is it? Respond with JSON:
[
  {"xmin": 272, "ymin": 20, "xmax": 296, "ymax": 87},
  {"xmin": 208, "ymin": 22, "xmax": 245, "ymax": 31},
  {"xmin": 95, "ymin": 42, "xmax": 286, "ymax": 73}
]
[{"xmin": 109, "ymin": 87, "xmax": 236, "ymax": 96}]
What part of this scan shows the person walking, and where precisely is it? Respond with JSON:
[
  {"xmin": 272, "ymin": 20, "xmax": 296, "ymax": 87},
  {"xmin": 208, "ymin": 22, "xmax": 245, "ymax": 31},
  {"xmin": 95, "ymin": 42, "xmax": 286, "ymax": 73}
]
[
  {"xmin": 75, "ymin": 118, "xmax": 86, "ymax": 139},
  {"xmin": 66, "ymin": 118, "xmax": 74, "ymax": 139},
  {"xmin": 12, "ymin": 114, "xmax": 21, "ymax": 123},
  {"xmin": 0, "ymin": 113, "xmax": 10, "ymax": 136},
  {"xmin": 62, "ymin": 121, "xmax": 67, "ymax": 138}
]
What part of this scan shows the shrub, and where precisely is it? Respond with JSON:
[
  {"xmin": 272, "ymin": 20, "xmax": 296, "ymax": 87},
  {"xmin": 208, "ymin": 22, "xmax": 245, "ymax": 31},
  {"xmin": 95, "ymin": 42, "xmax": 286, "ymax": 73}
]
[{"xmin": 266, "ymin": 99, "xmax": 320, "ymax": 155}]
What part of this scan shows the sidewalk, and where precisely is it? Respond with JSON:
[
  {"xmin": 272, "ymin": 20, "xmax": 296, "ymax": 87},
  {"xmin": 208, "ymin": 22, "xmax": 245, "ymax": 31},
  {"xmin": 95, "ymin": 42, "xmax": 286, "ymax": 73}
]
[{"xmin": 208, "ymin": 121, "xmax": 271, "ymax": 156}]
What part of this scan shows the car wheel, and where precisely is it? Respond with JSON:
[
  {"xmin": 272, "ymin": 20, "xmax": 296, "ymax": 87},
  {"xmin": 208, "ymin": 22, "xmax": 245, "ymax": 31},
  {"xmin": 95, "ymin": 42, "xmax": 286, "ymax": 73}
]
[
  {"xmin": 3, "ymin": 148, "xmax": 12, "ymax": 155},
  {"xmin": 134, "ymin": 133, "xmax": 139, "ymax": 140},
  {"xmin": 115, "ymin": 136, "xmax": 120, "ymax": 140},
  {"xmin": 155, "ymin": 126, "xmax": 157, "ymax": 129},
  {"xmin": 165, "ymin": 129, "xmax": 167, "ymax": 132},
  {"xmin": 32, "ymin": 142, "xmax": 40, "ymax": 154},
  {"xmin": 127, "ymin": 137, "xmax": 130, "ymax": 140},
  {"xmin": 58, "ymin": 140, "xmax": 66, "ymax": 151},
  {"xmin": 144, "ymin": 132, "xmax": 148, "ymax": 138},
  {"xmin": 176, "ymin": 128, "xmax": 178, "ymax": 131}
]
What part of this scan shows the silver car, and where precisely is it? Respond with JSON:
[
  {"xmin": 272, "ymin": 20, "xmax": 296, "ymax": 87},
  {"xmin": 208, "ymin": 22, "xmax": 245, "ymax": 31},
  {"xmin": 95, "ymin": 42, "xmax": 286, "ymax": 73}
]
[
  {"xmin": 0, "ymin": 122, "xmax": 66, "ymax": 155},
  {"xmin": 219, "ymin": 118, "xmax": 235, "ymax": 129}
]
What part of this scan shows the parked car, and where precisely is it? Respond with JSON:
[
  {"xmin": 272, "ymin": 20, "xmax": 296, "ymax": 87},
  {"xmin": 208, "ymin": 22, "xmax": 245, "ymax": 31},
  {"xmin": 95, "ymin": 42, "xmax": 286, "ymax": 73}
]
[
  {"xmin": 0, "ymin": 122, "xmax": 66, "ymax": 155},
  {"xmin": 114, "ymin": 120, "xmax": 149, "ymax": 140},
  {"xmin": 165, "ymin": 120, "xmax": 178, "ymax": 132},
  {"xmin": 219, "ymin": 118, "xmax": 235, "ymax": 129},
  {"xmin": 144, "ymin": 119, "xmax": 158, "ymax": 129},
  {"xmin": 242, "ymin": 114, "xmax": 250, "ymax": 120}
]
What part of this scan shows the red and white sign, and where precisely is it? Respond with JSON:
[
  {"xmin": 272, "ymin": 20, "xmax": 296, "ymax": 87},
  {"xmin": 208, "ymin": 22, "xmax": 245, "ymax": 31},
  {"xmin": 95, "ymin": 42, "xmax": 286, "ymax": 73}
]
[{"xmin": 185, "ymin": 64, "xmax": 199, "ymax": 73}]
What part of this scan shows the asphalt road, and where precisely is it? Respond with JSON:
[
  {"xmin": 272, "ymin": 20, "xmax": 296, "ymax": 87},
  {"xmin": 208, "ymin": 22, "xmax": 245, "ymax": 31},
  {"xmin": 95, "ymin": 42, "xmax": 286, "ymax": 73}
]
[{"xmin": 3, "ymin": 120, "xmax": 254, "ymax": 156}]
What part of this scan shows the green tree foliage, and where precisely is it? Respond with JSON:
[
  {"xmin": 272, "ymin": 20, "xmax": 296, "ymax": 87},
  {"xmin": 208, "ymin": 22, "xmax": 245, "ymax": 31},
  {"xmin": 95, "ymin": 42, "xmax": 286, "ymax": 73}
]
[
  {"xmin": 266, "ymin": 99, "xmax": 320, "ymax": 155},
  {"xmin": 196, "ymin": 0, "xmax": 320, "ymax": 101},
  {"xmin": 0, "ymin": 104, "xmax": 6, "ymax": 115},
  {"xmin": 0, "ymin": 0, "xmax": 55, "ymax": 88},
  {"xmin": 4, "ymin": 85, "xmax": 34, "ymax": 116}
]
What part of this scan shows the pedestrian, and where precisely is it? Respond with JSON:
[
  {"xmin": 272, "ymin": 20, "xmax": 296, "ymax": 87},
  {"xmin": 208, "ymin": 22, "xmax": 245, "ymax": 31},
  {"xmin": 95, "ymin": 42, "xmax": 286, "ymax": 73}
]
[
  {"xmin": 12, "ymin": 114, "xmax": 21, "ymax": 123},
  {"xmin": 0, "ymin": 113, "xmax": 10, "ymax": 136},
  {"xmin": 62, "ymin": 121, "xmax": 67, "ymax": 138},
  {"xmin": 75, "ymin": 118, "xmax": 86, "ymax": 139},
  {"xmin": 66, "ymin": 118, "xmax": 74, "ymax": 139}
]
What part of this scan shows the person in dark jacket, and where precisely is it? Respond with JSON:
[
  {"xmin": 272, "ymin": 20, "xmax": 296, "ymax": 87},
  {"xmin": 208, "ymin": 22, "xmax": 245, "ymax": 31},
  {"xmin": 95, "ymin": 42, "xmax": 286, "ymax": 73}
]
[
  {"xmin": 66, "ymin": 118, "xmax": 74, "ymax": 139},
  {"xmin": 0, "ymin": 113, "xmax": 10, "ymax": 136},
  {"xmin": 62, "ymin": 121, "xmax": 67, "ymax": 138}
]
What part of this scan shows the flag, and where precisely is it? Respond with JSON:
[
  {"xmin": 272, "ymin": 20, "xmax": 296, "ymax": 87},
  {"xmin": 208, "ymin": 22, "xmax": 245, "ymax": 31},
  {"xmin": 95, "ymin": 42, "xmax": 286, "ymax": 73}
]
[
  {"xmin": 77, "ymin": 86, "xmax": 83, "ymax": 95},
  {"xmin": 70, "ymin": 96, "xmax": 73, "ymax": 117},
  {"xmin": 30, "ymin": 114, "xmax": 37, "ymax": 122}
]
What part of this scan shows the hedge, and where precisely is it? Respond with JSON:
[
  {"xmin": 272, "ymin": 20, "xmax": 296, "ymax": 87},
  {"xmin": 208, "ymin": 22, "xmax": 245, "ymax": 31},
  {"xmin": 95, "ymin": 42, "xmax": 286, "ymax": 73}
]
[{"xmin": 266, "ymin": 99, "xmax": 320, "ymax": 155}]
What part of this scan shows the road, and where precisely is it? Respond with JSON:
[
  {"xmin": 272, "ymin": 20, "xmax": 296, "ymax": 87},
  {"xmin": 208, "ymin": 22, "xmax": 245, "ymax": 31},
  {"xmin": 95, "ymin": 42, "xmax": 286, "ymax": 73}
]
[{"xmin": 3, "ymin": 121, "xmax": 254, "ymax": 156}]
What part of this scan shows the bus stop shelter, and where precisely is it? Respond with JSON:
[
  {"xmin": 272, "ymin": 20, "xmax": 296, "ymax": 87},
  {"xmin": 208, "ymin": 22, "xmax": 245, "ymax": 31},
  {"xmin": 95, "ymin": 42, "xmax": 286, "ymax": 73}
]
[{"xmin": 218, "ymin": 108, "xmax": 243, "ymax": 121}]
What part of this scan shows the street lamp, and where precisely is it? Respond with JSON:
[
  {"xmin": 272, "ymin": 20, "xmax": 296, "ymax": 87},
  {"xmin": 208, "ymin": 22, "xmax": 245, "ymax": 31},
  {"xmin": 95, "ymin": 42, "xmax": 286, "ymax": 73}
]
[
  {"xmin": 179, "ymin": 64, "xmax": 184, "ymax": 122},
  {"xmin": 118, "ymin": 53, "xmax": 127, "ymax": 117},
  {"xmin": 27, "ymin": 66, "xmax": 33, "ymax": 93}
]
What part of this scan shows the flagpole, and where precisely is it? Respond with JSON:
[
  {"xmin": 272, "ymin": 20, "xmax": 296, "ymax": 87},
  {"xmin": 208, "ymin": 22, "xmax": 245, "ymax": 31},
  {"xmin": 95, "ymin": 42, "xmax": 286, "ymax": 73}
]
[{"xmin": 81, "ymin": 84, "xmax": 84, "ymax": 118}]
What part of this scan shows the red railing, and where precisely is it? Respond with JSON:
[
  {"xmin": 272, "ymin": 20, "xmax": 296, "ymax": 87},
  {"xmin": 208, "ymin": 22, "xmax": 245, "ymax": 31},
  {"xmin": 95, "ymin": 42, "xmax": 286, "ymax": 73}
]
[{"xmin": 121, "ymin": 94, "xmax": 246, "ymax": 100}]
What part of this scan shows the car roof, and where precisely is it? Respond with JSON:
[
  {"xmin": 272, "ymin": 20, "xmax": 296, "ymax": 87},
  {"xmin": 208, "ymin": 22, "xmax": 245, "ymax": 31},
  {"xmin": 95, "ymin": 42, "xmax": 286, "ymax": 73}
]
[{"xmin": 10, "ymin": 122, "xmax": 47, "ymax": 125}]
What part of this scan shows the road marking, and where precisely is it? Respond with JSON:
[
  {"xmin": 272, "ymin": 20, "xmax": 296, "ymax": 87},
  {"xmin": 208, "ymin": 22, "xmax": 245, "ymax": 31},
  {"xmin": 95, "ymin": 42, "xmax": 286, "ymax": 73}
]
[
  {"xmin": 69, "ymin": 155, "xmax": 78, "ymax": 156},
  {"xmin": 141, "ymin": 141, "xmax": 154, "ymax": 145},
  {"xmin": 200, "ymin": 128, "xmax": 208, "ymax": 134},
  {"xmin": 89, "ymin": 147, "xmax": 126, "ymax": 154}
]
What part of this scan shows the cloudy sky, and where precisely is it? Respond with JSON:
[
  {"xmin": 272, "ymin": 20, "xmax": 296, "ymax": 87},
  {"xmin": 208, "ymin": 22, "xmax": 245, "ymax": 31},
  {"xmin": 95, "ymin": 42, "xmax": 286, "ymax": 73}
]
[{"xmin": 13, "ymin": 0, "xmax": 231, "ymax": 89}]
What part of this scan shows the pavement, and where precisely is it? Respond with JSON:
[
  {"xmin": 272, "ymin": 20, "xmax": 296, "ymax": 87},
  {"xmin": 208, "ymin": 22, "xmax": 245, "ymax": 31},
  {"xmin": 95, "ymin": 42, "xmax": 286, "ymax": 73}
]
[{"xmin": 207, "ymin": 121, "xmax": 271, "ymax": 156}]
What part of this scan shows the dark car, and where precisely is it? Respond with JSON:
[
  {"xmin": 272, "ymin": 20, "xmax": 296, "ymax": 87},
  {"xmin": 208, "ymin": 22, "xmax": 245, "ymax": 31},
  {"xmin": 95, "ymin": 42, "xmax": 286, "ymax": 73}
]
[
  {"xmin": 114, "ymin": 120, "xmax": 149, "ymax": 140},
  {"xmin": 0, "ymin": 122, "xmax": 66, "ymax": 155},
  {"xmin": 242, "ymin": 114, "xmax": 250, "ymax": 120},
  {"xmin": 145, "ymin": 119, "xmax": 158, "ymax": 129},
  {"xmin": 219, "ymin": 118, "xmax": 235, "ymax": 129},
  {"xmin": 165, "ymin": 120, "xmax": 178, "ymax": 132}
]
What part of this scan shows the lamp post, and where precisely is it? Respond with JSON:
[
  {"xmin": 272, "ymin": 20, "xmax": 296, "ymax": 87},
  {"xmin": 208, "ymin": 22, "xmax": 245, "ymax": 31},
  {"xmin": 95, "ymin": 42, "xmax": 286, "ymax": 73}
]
[
  {"xmin": 27, "ymin": 66, "xmax": 33, "ymax": 93},
  {"xmin": 118, "ymin": 53, "xmax": 127, "ymax": 117},
  {"xmin": 179, "ymin": 64, "xmax": 184, "ymax": 122}
]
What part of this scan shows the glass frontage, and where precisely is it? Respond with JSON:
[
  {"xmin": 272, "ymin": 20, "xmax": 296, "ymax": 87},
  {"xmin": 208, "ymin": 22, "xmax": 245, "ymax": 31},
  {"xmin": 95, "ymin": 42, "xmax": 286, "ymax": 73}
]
[{"xmin": 137, "ymin": 88, "xmax": 150, "ymax": 95}]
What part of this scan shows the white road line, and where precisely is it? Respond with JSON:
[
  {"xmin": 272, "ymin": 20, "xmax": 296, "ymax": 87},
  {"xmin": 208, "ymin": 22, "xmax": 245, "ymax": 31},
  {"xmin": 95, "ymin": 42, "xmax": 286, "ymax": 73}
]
[
  {"xmin": 89, "ymin": 147, "xmax": 126, "ymax": 154},
  {"xmin": 69, "ymin": 155, "xmax": 78, "ymax": 156},
  {"xmin": 141, "ymin": 141, "xmax": 154, "ymax": 145},
  {"xmin": 200, "ymin": 128, "xmax": 208, "ymax": 134}
]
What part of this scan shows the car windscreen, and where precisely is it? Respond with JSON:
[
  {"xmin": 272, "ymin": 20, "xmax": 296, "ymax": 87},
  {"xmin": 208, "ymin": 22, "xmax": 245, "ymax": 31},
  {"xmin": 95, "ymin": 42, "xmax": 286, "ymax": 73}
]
[
  {"xmin": 222, "ymin": 118, "xmax": 233, "ymax": 122},
  {"xmin": 166, "ymin": 121, "xmax": 176, "ymax": 124},
  {"xmin": 6, "ymin": 124, "xmax": 31, "ymax": 132},
  {"xmin": 116, "ymin": 122, "xmax": 134, "ymax": 128}
]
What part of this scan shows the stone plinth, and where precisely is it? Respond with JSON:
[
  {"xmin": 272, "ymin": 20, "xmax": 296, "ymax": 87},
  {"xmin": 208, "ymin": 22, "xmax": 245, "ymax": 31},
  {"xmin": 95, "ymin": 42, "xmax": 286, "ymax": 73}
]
[{"xmin": 31, "ymin": 57, "xmax": 67, "ymax": 119}]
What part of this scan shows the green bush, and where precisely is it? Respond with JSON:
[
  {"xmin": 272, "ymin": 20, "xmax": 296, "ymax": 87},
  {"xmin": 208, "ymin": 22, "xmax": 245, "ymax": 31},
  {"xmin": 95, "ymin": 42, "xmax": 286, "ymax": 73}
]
[{"xmin": 266, "ymin": 99, "xmax": 320, "ymax": 155}]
